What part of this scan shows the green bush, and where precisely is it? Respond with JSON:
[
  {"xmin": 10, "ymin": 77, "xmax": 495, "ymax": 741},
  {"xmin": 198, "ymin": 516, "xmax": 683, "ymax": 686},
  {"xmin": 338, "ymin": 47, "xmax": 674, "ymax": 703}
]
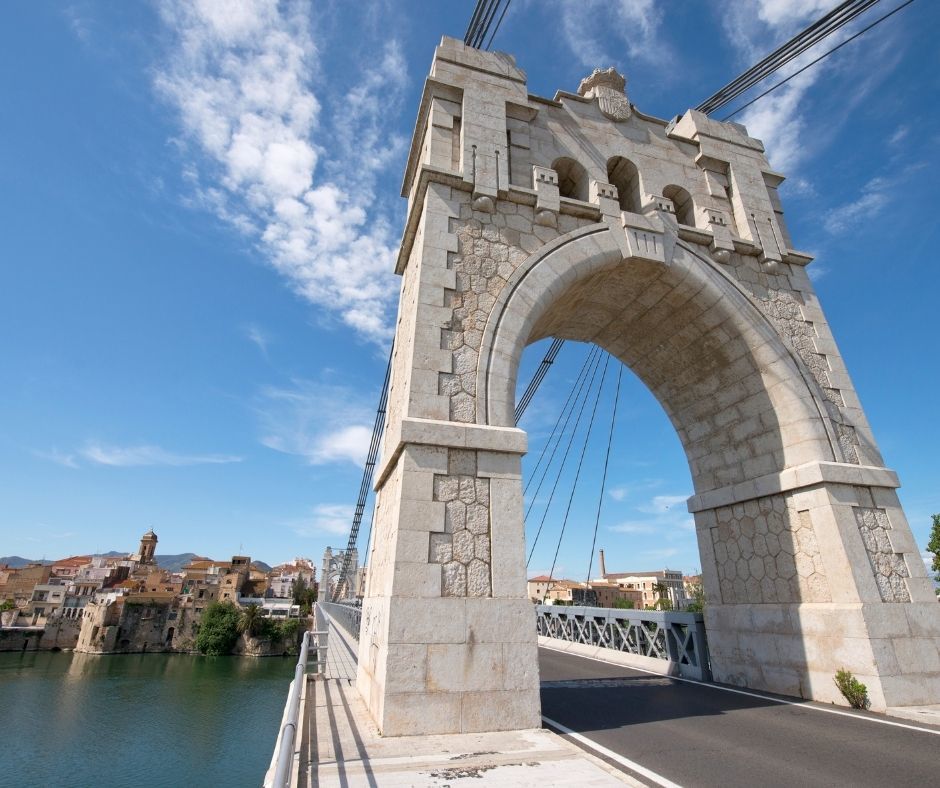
[
  {"xmin": 195, "ymin": 601, "xmax": 241, "ymax": 655},
  {"xmin": 834, "ymin": 668, "xmax": 870, "ymax": 709},
  {"xmin": 612, "ymin": 598, "xmax": 635, "ymax": 610}
]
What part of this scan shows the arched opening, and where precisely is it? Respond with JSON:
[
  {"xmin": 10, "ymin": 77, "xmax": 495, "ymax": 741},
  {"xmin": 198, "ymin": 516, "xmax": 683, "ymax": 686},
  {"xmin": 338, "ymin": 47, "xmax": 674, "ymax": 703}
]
[
  {"xmin": 663, "ymin": 184, "xmax": 695, "ymax": 227},
  {"xmin": 607, "ymin": 156, "xmax": 643, "ymax": 214},
  {"xmin": 552, "ymin": 156, "xmax": 589, "ymax": 202},
  {"xmin": 476, "ymin": 224, "xmax": 849, "ymax": 702},
  {"xmin": 515, "ymin": 336, "xmax": 696, "ymax": 605}
]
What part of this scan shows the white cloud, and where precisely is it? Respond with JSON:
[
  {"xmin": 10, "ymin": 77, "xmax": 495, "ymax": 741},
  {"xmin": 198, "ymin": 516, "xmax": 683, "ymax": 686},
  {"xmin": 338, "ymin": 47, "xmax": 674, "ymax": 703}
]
[
  {"xmin": 552, "ymin": 0, "xmax": 667, "ymax": 70},
  {"xmin": 155, "ymin": 1, "xmax": 407, "ymax": 344},
  {"xmin": 721, "ymin": 1, "xmax": 900, "ymax": 175},
  {"xmin": 33, "ymin": 448, "xmax": 79, "ymax": 469},
  {"xmin": 292, "ymin": 503, "xmax": 355, "ymax": 537},
  {"xmin": 256, "ymin": 378, "xmax": 372, "ymax": 467},
  {"xmin": 823, "ymin": 178, "xmax": 890, "ymax": 234},
  {"xmin": 80, "ymin": 443, "xmax": 242, "ymax": 467},
  {"xmin": 608, "ymin": 486, "xmax": 628, "ymax": 502},
  {"xmin": 889, "ymin": 125, "xmax": 909, "ymax": 146},
  {"xmin": 608, "ymin": 521, "xmax": 655, "ymax": 534},
  {"xmin": 640, "ymin": 494, "xmax": 688, "ymax": 514},
  {"xmin": 245, "ymin": 323, "xmax": 271, "ymax": 355},
  {"xmin": 309, "ymin": 425, "xmax": 372, "ymax": 466}
]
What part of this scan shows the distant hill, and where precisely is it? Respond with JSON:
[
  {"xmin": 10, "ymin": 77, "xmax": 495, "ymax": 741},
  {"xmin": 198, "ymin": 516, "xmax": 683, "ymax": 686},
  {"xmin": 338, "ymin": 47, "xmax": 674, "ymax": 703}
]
[
  {"xmin": 0, "ymin": 556, "xmax": 52, "ymax": 568},
  {"xmin": 252, "ymin": 561, "xmax": 272, "ymax": 573},
  {"xmin": 155, "ymin": 553, "xmax": 201, "ymax": 573}
]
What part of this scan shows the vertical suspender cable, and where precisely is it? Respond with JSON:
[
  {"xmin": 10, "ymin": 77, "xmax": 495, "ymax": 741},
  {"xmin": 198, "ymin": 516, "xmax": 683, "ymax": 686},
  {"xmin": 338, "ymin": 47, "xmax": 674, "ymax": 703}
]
[
  {"xmin": 332, "ymin": 343, "xmax": 393, "ymax": 601},
  {"xmin": 547, "ymin": 354, "xmax": 610, "ymax": 589},
  {"xmin": 584, "ymin": 364, "xmax": 623, "ymax": 586},
  {"xmin": 526, "ymin": 348, "xmax": 603, "ymax": 566}
]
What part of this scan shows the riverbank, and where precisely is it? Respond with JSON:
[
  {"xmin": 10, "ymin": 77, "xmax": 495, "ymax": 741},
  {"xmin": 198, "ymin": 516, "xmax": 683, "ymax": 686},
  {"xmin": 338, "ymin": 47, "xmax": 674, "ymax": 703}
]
[{"xmin": 1, "ymin": 650, "xmax": 294, "ymax": 787}]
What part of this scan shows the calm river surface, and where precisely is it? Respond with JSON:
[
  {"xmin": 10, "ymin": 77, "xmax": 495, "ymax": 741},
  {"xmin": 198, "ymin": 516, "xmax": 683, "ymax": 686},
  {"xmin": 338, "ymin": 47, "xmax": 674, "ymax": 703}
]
[{"xmin": 0, "ymin": 650, "xmax": 294, "ymax": 787}]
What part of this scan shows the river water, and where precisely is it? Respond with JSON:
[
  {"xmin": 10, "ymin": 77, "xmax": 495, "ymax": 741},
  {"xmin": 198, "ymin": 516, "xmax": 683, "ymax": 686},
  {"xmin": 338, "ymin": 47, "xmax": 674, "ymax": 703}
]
[{"xmin": 0, "ymin": 650, "xmax": 294, "ymax": 787}]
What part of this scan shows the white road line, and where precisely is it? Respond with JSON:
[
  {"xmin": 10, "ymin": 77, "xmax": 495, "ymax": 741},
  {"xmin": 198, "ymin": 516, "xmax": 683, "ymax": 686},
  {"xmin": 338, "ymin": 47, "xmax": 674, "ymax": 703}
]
[
  {"xmin": 539, "ymin": 643, "xmax": 940, "ymax": 737},
  {"xmin": 542, "ymin": 715, "xmax": 683, "ymax": 788}
]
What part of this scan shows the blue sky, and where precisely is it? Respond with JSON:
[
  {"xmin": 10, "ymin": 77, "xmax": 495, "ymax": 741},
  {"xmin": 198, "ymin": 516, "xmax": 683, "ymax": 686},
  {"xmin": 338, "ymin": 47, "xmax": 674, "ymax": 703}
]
[{"xmin": 1, "ymin": 1, "xmax": 938, "ymax": 579}]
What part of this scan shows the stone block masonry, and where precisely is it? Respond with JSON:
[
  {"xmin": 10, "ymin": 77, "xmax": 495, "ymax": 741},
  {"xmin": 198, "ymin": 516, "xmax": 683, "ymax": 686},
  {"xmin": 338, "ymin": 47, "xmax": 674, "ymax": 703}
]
[{"xmin": 356, "ymin": 35, "xmax": 940, "ymax": 734}]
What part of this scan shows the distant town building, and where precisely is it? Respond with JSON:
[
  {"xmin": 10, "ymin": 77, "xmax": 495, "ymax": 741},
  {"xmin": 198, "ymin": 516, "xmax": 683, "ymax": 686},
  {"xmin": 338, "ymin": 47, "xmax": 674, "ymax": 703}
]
[
  {"xmin": 596, "ymin": 569, "xmax": 688, "ymax": 610},
  {"xmin": 268, "ymin": 558, "xmax": 316, "ymax": 599},
  {"xmin": 130, "ymin": 528, "xmax": 158, "ymax": 565},
  {"xmin": 527, "ymin": 576, "xmax": 643, "ymax": 608}
]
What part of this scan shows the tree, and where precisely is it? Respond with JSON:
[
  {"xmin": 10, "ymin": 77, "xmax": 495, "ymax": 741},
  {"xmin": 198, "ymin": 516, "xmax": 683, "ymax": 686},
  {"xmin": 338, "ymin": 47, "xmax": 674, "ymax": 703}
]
[
  {"xmin": 291, "ymin": 577, "xmax": 317, "ymax": 614},
  {"xmin": 685, "ymin": 582, "xmax": 706, "ymax": 613},
  {"xmin": 927, "ymin": 514, "xmax": 940, "ymax": 584},
  {"xmin": 195, "ymin": 601, "xmax": 240, "ymax": 655},
  {"xmin": 612, "ymin": 598, "xmax": 635, "ymax": 610},
  {"xmin": 238, "ymin": 603, "xmax": 264, "ymax": 637}
]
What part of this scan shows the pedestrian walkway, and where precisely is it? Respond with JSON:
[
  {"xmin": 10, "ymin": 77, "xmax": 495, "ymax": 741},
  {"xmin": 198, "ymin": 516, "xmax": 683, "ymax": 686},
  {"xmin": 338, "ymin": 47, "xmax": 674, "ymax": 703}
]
[
  {"xmin": 299, "ymin": 678, "xmax": 635, "ymax": 787},
  {"xmin": 296, "ymin": 610, "xmax": 635, "ymax": 787},
  {"xmin": 315, "ymin": 607, "xmax": 357, "ymax": 682}
]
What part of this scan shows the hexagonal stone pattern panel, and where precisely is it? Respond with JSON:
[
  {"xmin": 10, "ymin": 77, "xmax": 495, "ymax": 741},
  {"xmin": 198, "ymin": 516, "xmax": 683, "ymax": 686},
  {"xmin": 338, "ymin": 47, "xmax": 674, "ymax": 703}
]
[
  {"xmin": 854, "ymin": 504, "xmax": 911, "ymax": 602},
  {"xmin": 710, "ymin": 494, "xmax": 831, "ymax": 604},
  {"xmin": 430, "ymin": 449, "xmax": 491, "ymax": 597}
]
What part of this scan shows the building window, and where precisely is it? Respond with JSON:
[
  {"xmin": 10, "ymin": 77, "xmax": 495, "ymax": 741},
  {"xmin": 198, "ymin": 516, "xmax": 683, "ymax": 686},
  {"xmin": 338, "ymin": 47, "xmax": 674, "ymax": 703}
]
[
  {"xmin": 552, "ymin": 157, "xmax": 590, "ymax": 202},
  {"xmin": 607, "ymin": 156, "xmax": 643, "ymax": 213},
  {"xmin": 663, "ymin": 184, "xmax": 695, "ymax": 227}
]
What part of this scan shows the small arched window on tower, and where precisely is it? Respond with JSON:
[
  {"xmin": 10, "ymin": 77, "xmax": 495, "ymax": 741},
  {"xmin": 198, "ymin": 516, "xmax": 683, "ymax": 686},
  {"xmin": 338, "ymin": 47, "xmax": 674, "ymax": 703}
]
[
  {"xmin": 607, "ymin": 156, "xmax": 643, "ymax": 214},
  {"xmin": 663, "ymin": 185, "xmax": 695, "ymax": 227},
  {"xmin": 552, "ymin": 157, "xmax": 590, "ymax": 202}
]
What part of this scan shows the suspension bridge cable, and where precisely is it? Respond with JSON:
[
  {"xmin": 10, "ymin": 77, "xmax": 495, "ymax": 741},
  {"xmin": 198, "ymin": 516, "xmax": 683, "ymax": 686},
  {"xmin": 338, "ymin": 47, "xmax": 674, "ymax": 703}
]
[
  {"xmin": 585, "ymin": 364, "xmax": 622, "ymax": 586},
  {"xmin": 332, "ymin": 344, "xmax": 393, "ymax": 601},
  {"xmin": 547, "ymin": 353, "xmax": 611, "ymax": 589},
  {"xmin": 464, "ymin": 0, "xmax": 488, "ymax": 45},
  {"xmin": 523, "ymin": 344, "xmax": 597, "ymax": 498},
  {"xmin": 465, "ymin": 0, "xmax": 500, "ymax": 48},
  {"xmin": 515, "ymin": 337, "xmax": 565, "ymax": 425},
  {"xmin": 722, "ymin": 0, "xmax": 918, "ymax": 121},
  {"xmin": 484, "ymin": 0, "xmax": 513, "ymax": 50},
  {"xmin": 526, "ymin": 348, "xmax": 604, "ymax": 566},
  {"xmin": 696, "ymin": 0, "xmax": 878, "ymax": 114},
  {"xmin": 523, "ymin": 347, "xmax": 600, "ymax": 528},
  {"xmin": 695, "ymin": 0, "xmax": 882, "ymax": 116}
]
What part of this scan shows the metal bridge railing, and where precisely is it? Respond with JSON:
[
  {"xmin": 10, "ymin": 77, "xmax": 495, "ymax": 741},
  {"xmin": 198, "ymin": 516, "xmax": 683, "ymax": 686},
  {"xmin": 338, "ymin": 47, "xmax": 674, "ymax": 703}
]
[
  {"xmin": 318, "ymin": 601, "xmax": 361, "ymax": 641},
  {"xmin": 264, "ymin": 618, "xmax": 329, "ymax": 788},
  {"xmin": 536, "ymin": 604, "xmax": 711, "ymax": 681}
]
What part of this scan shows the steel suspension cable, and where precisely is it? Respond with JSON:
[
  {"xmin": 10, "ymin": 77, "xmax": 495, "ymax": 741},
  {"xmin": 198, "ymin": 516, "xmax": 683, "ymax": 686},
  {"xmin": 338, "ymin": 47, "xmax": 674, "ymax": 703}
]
[
  {"xmin": 332, "ymin": 344, "xmax": 393, "ymax": 601},
  {"xmin": 722, "ymin": 0, "xmax": 918, "ymax": 121},
  {"xmin": 585, "ymin": 364, "xmax": 623, "ymax": 586},
  {"xmin": 515, "ymin": 337, "xmax": 565, "ymax": 425},
  {"xmin": 526, "ymin": 348, "xmax": 603, "ymax": 567},
  {"xmin": 695, "ymin": 0, "xmax": 881, "ymax": 116},
  {"xmin": 547, "ymin": 353, "xmax": 611, "ymax": 589},
  {"xmin": 523, "ymin": 344, "xmax": 597, "ymax": 499},
  {"xmin": 484, "ymin": 0, "xmax": 513, "ymax": 50}
]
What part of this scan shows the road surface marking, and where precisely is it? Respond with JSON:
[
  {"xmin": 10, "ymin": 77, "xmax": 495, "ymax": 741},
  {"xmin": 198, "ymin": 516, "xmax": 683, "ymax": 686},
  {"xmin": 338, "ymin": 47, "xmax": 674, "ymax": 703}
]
[
  {"xmin": 542, "ymin": 715, "xmax": 683, "ymax": 788},
  {"xmin": 539, "ymin": 643, "xmax": 940, "ymax": 737}
]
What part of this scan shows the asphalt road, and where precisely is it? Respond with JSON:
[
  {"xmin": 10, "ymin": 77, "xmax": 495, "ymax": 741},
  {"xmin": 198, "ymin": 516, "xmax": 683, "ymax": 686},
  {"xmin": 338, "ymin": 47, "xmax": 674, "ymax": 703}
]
[{"xmin": 538, "ymin": 646, "xmax": 940, "ymax": 787}]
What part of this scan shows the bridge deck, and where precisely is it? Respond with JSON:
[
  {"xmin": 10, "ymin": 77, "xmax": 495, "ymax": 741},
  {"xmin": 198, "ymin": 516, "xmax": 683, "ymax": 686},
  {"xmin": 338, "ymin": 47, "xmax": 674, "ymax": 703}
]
[
  {"xmin": 296, "ymin": 616, "xmax": 633, "ymax": 786},
  {"xmin": 540, "ymin": 644, "xmax": 940, "ymax": 787},
  {"xmin": 298, "ymin": 620, "xmax": 940, "ymax": 786}
]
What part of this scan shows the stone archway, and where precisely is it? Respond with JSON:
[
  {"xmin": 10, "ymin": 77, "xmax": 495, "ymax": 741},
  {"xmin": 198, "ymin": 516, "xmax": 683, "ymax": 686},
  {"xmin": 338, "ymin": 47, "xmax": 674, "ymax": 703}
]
[{"xmin": 355, "ymin": 37, "xmax": 940, "ymax": 737}]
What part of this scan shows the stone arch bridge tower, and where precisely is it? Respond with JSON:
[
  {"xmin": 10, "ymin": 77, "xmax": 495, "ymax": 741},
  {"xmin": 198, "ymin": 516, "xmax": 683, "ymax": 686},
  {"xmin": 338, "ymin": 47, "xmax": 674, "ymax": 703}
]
[{"xmin": 356, "ymin": 37, "xmax": 940, "ymax": 736}]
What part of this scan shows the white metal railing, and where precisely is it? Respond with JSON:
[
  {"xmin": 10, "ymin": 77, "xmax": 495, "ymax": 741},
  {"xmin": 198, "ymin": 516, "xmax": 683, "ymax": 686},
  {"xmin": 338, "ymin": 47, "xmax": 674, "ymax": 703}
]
[
  {"xmin": 264, "ymin": 617, "xmax": 329, "ymax": 788},
  {"xmin": 536, "ymin": 604, "xmax": 711, "ymax": 681},
  {"xmin": 318, "ymin": 601, "xmax": 361, "ymax": 640}
]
